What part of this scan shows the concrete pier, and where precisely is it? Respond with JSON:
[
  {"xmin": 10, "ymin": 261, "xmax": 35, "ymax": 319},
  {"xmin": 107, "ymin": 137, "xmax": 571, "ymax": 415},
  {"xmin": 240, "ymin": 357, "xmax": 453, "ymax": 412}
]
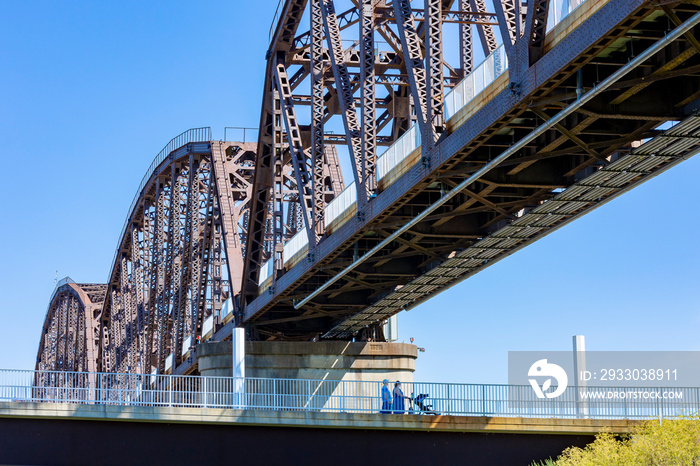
[{"xmin": 197, "ymin": 340, "xmax": 417, "ymax": 383}]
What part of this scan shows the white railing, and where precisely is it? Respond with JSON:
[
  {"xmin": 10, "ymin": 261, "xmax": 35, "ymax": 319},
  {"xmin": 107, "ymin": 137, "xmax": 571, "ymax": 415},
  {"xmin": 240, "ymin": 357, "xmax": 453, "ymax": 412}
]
[
  {"xmin": 181, "ymin": 336, "xmax": 193, "ymax": 357},
  {"xmin": 258, "ymin": 258, "xmax": 274, "ymax": 286},
  {"xmin": 202, "ymin": 315, "xmax": 214, "ymax": 338},
  {"xmin": 325, "ymin": 180, "xmax": 357, "ymax": 227},
  {"xmin": 548, "ymin": 0, "xmax": 587, "ymax": 31},
  {"xmin": 283, "ymin": 229, "xmax": 309, "ymax": 263},
  {"xmin": 377, "ymin": 124, "xmax": 421, "ymax": 180},
  {"xmin": 444, "ymin": 45, "xmax": 509, "ymax": 121},
  {"xmin": 221, "ymin": 298, "xmax": 234, "ymax": 320},
  {"xmin": 2, "ymin": 369, "xmax": 698, "ymax": 419}
]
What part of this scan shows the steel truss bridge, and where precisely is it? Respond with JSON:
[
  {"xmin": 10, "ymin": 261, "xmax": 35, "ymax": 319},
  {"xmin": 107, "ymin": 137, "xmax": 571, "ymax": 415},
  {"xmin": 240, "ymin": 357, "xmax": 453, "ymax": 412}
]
[{"xmin": 36, "ymin": 0, "xmax": 700, "ymax": 379}]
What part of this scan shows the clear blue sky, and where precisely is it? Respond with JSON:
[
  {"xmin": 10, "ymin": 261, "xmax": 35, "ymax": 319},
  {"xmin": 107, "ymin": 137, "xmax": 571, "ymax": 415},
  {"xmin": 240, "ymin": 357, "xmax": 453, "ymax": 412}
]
[{"xmin": 1, "ymin": 1, "xmax": 698, "ymax": 384}]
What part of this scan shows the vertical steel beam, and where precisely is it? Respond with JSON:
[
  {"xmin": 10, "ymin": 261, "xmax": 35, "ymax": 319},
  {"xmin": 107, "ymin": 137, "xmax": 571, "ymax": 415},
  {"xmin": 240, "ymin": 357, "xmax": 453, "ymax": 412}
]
[
  {"xmin": 311, "ymin": 0, "xmax": 326, "ymax": 237},
  {"xmin": 176, "ymin": 155, "xmax": 195, "ymax": 346},
  {"xmin": 272, "ymin": 88, "xmax": 285, "ymax": 276},
  {"xmin": 320, "ymin": 0, "xmax": 365, "ymax": 202},
  {"xmin": 109, "ymin": 287, "xmax": 121, "ymax": 371},
  {"xmin": 154, "ymin": 179, "xmax": 167, "ymax": 373},
  {"xmin": 102, "ymin": 308, "xmax": 113, "ymax": 372},
  {"xmin": 130, "ymin": 226, "xmax": 146, "ymax": 373},
  {"xmin": 188, "ymin": 162, "xmax": 205, "ymax": 341},
  {"xmin": 459, "ymin": 0, "xmax": 473, "ymax": 76},
  {"xmin": 393, "ymin": 0, "xmax": 432, "ymax": 147},
  {"xmin": 526, "ymin": 0, "xmax": 551, "ymax": 65},
  {"xmin": 194, "ymin": 161, "xmax": 215, "ymax": 335},
  {"xmin": 274, "ymin": 63, "xmax": 316, "ymax": 244},
  {"xmin": 492, "ymin": 0, "xmax": 520, "ymax": 59},
  {"xmin": 143, "ymin": 198, "xmax": 156, "ymax": 374},
  {"xmin": 162, "ymin": 166, "xmax": 179, "ymax": 367},
  {"xmin": 66, "ymin": 296, "xmax": 77, "ymax": 371},
  {"xmin": 425, "ymin": 0, "xmax": 445, "ymax": 133},
  {"xmin": 57, "ymin": 294, "xmax": 68, "ymax": 369},
  {"xmin": 211, "ymin": 216, "xmax": 224, "ymax": 320},
  {"xmin": 170, "ymin": 167, "xmax": 185, "ymax": 366},
  {"xmin": 469, "ymin": 0, "xmax": 498, "ymax": 56},
  {"xmin": 119, "ymin": 255, "xmax": 134, "ymax": 372},
  {"xmin": 76, "ymin": 300, "xmax": 85, "ymax": 372},
  {"xmin": 361, "ymin": 0, "xmax": 377, "ymax": 198}
]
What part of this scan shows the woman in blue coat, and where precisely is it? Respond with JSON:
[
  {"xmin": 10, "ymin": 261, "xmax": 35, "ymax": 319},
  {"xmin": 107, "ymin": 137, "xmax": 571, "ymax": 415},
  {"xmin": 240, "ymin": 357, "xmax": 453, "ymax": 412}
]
[
  {"xmin": 380, "ymin": 379, "xmax": 392, "ymax": 413},
  {"xmin": 393, "ymin": 381, "xmax": 405, "ymax": 414}
]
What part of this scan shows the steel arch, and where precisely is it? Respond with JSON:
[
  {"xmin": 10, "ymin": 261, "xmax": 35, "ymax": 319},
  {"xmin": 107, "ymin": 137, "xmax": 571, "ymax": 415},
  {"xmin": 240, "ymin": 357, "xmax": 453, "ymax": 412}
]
[
  {"xmin": 35, "ymin": 278, "xmax": 106, "ymax": 374},
  {"xmin": 97, "ymin": 129, "xmax": 345, "ymax": 375}
]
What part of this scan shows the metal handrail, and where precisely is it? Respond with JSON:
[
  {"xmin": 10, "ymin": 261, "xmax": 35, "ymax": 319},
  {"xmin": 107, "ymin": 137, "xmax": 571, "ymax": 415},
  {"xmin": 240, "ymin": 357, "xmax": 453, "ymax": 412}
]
[
  {"xmin": 224, "ymin": 126, "xmax": 258, "ymax": 143},
  {"xmin": 2, "ymin": 368, "xmax": 698, "ymax": 419},
  {"xmin": 108, "ymin": 127, "xmax": 212, "ymax": 282}
]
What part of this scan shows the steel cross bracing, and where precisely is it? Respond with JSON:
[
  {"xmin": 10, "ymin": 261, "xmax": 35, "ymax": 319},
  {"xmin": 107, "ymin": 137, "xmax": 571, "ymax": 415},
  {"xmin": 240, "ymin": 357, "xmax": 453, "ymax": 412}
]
[
  {"xmin": 243, "ymin": 0, "xmax": 501, "ymax": 307},
  {"xmin": 239, "ymin": 0, "xmax": 700, "ymax": 341},
  {"xmin": 394, "ymin": 0, "xmax": 433, "ymax": 145},
  {"xmin": 96, "ymin": 136, "xmax": 259, "ymax": 375},
  {"xmin": 33, "ymin": 283, "xmax": 105, "ymax": 400},
  {"xmin": 312, "ymin": 0, "xmax": 328, "ymax": 237},
  {"xmin": 328, "ymin": 114, "xmax": 700, "ymax": 336},
  {"xmin": 274, "ymin": 63, "xmax": 316, "ymax": 245},
  {"xmin": 58, "ymin": 127, "xmax": 345, "ymax": 376},
  {"xmin": 35, "ymin": 279, "xmax": 105, "ymax": 376}
]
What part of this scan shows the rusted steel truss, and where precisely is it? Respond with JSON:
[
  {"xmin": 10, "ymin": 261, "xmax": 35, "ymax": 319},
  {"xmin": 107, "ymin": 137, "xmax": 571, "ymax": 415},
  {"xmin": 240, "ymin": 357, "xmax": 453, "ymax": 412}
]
[
  {"xmin": 100, "ymin": 139, "xmax": 249, "ymax": 374},
  {"xmin": 36, "ymin": 279, "xmax": 105, "ymax": 374},
  {"xmin": 86, "ymin": 129, "xmax": 343, "ymax": 375},
  {"xmin": 241, "ymin": 0, "xmax": 700, "ymax": 341},
  {"xmin": 243, "ymin": 0, "xmax": 506, "ymax": 311},
  {"xmin": 33, "ymin": 281, "xmax": 106, "ymax": 398},
  {"xmin": 92, "ymin": 137, "xmax": 258, "ymax": 375}
]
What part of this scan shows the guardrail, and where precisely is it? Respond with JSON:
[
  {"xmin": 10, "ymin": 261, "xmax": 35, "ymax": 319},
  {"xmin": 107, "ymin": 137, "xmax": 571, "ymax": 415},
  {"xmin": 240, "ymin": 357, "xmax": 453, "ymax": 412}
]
[
  {"xmin": 257, "ymin": 230, "xmax": 312, "ymax": 288},
  {"xmin": 283, "ymin": 229, "xmax": 309, "ymax": 264},
  {"xmin": 2, "ymin": 369, "xmax": 697, "ymax": 419},
  {"xmin": 444, "ymin": 45, "xmax": 508, "ymax": 121},
  {"xmin": 258, "ymin": 258, "xmax": 274, "ymax": 286},
  {"xmin": 324, "ymin": 180, "xmax": 357, "ymax": 227},
  {"xmin": 377, "ymin": 124, "xmax": 421, "ymax": 180}
]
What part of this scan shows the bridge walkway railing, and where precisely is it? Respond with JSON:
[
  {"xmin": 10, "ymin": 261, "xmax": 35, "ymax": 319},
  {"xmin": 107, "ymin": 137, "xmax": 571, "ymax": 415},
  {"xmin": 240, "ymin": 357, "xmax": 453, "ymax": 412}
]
[{"xmin": 2, "ymin": 369, "xmax": 698, "ymax": 419}]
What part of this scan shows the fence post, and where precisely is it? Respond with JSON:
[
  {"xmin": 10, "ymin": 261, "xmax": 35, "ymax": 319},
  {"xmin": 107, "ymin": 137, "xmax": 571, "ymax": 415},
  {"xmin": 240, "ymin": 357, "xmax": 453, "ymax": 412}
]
[
  {"xmin": 203, "ymin": 377, "xmax": 208, "ymax": 409},
  {"xmin": 169, "ymin": 376, "xmax": 173, "ymax": 407},
  {"xmin": 448, "ymin": 385, "xmax": 452, "ymax": 416}
]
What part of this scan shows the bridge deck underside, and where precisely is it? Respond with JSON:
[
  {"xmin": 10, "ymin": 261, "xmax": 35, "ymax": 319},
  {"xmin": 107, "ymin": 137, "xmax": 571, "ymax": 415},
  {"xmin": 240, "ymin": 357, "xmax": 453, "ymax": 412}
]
[{"xmin": 241, "ymin": 0, "xmax": 700, "ymax": 340}]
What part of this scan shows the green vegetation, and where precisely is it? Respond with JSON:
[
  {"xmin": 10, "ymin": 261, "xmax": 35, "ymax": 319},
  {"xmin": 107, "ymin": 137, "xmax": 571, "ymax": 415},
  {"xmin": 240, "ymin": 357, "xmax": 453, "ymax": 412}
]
[{"xmin": 531, "ymin": 416, "xmax": 700, "ymax": 465}]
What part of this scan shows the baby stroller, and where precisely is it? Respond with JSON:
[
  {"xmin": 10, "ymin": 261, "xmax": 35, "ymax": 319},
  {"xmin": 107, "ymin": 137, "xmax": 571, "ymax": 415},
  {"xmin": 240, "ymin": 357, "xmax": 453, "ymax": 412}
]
[{"xmin": 409, "ymin": 393, "xmax": 438, "ymax": 415}]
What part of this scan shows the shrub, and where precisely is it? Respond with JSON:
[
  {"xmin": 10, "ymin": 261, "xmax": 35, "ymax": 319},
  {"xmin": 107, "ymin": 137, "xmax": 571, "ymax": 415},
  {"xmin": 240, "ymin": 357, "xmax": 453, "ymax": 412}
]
[{"xmin": 530, "ymin": 416, "xmax": 700, "ymax": 465}]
